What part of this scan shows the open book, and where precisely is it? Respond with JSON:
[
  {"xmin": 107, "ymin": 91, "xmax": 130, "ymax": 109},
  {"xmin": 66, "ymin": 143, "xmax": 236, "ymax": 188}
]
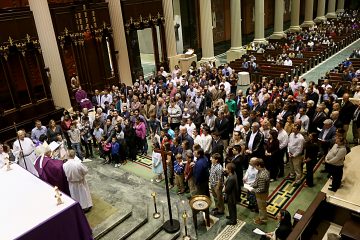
[{"xmin": 243, "ymin": 183, "xmax": 254, "ymax": 192}]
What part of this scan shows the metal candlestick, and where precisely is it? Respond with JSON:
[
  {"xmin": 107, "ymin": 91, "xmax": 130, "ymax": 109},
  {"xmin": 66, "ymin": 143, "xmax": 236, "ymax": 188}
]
[
  {"xmin": 182, "ymin": 210, "xmax": 191, "ymax": 240},
  {"xmin": 151, "ymin": 192, "xmax": 161, "ymax": 219},
  {"xmin": 155, "ymin": 147, "xmax": 180, "ymax": 233}
]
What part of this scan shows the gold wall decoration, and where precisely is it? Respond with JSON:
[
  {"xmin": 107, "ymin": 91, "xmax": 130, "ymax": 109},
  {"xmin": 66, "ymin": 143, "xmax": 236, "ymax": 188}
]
[{"xmin": 124, "ymin": 12, "xmax": 165, "ymax": 35}]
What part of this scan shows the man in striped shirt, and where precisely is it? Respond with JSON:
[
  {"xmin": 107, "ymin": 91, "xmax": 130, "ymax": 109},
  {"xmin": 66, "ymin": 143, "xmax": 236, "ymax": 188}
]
[
  {"xmin": 210, "ymin": 153, "xmax": 224, "ymax": 216},
  {"xmin": 252, "ymin": 158, "xmax": 270, "ymax": 225}
]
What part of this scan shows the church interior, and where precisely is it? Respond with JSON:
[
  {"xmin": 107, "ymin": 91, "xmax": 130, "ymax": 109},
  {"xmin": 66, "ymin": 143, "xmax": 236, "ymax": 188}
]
[{"xmin": 1, "ymin": 0, "xmax": 360, "ymax": 239}]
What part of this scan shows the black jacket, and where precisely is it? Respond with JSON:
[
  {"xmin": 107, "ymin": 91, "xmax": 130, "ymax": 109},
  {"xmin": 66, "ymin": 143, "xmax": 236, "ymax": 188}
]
[{"xmin": 246, "ymin": 131, "xmax": 265, "ymax": 158}]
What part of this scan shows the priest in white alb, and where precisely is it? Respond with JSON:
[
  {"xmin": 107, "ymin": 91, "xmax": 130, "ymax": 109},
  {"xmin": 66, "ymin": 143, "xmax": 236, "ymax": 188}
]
[
  {"xmin": 63, "ymin": 150, "xmax": 93, "ymax": 212},
  {"xmin": 12, "ymin": 130, "xmax": 39, "ymax": 177}
]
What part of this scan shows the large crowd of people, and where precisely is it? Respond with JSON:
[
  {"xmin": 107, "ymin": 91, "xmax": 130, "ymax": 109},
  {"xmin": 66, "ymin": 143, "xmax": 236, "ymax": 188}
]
[{"xmin": 0, "ymin": 11, "xmax": 359, "ymax": 235}]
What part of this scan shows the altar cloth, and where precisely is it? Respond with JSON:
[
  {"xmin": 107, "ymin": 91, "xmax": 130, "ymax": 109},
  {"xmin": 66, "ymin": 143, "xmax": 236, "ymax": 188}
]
[{"xmin": 0, "ymin": 164, "xmax": 93, "ymax": 240}]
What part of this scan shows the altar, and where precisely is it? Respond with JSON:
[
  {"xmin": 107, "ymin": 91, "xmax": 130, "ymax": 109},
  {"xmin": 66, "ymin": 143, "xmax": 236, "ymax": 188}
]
[{"xmin": 0, "ymin": 164, "xmax": 92, "ymax": 240}]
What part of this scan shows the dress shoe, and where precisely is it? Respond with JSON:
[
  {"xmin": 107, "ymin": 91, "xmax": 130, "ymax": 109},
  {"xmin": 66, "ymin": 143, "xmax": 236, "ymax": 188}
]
[
  {"xmin": 226, "ymin": 216, "xmax": 231, "ymax": 219},
  {"xmin": 226, "ymin": 220, "xmax": 237, "ymax": 225},
  {"xmin": 328, "ymin": 187, "xmax": 337, "ymax": 192}
]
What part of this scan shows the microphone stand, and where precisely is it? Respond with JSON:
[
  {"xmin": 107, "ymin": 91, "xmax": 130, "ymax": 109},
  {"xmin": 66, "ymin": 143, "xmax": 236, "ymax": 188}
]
[{"xmin": 13, "ymin": 122, "xmax": 28, "ymax": 170}]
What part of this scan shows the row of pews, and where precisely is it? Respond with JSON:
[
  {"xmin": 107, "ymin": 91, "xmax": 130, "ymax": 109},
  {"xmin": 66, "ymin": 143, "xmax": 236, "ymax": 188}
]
[{"xmin": 229, "ymin": 21, "xmax": 360, "ymax": 84}]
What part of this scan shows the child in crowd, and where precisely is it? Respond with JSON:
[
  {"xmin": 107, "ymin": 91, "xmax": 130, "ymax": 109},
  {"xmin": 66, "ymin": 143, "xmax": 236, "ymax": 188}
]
[
  {"xmin": 151, "ymin": 142, "xmax": 163, "ymax": 182},
  {"xmin": 174, "ymin": 154, "xmax": 185, "ymax": 194},
  {"xmin": 243, "ymin": 157, "xmax": 259, "ymax": 212},
  {"xmin": 184, "ymin": 151, "xmax": 196, "ymax": 196},
  {"xmin": 210, "ymin": 153, "xmax": 224, "ymax": 215},
  {"xmin": 80, "ymin": 116, "xmax": 93, "ymax": 158},
  {"xmin": 111, "ymin": 137, "xmax": 120, "ymax": 167},
  {"xmin": 100, "ymin": 136, "xmax": 111, "ymax": 164}
]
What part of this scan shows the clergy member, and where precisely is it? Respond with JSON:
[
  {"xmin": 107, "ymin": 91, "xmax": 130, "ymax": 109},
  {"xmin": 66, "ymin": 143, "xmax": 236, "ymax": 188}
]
[
  {"xmin": 63, "ymin": 150, "xmax": 93, "ymax": 212},
  {"xmin": 12, "ymin": 130, "xmax": 39, "ymax": 177},
  {"xmin": 34, "ymin": 145, "xmax": 70, "ymax": 195}
]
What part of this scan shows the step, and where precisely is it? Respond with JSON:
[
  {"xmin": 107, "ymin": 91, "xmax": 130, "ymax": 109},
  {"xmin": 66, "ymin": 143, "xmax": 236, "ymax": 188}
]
[
  {"xmin": 151, "ymin": 229, "xmax": 181, "ymax": 240},
  {"xmin": 100, "ymin": 209, "xmax": 148, "ymax": 240},
  {"xmin": 93, "ymin": 206, "xmax": 133, "ymax": 240},
  {"xmin": 127, "ymin": 210, "xmax": 164, "ymax": 240}
]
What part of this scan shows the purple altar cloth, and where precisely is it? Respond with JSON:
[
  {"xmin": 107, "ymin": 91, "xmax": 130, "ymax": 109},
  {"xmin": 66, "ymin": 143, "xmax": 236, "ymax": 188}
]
[{"xmin": 16, "ymin": 202, "xmax": 93, "ymax": 240}]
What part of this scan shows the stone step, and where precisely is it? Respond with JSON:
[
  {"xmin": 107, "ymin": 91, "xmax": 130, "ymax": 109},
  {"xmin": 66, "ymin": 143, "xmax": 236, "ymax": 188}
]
[
  {"xmin": 100, "ymin": 206, "xmax": 148, "ymax": 240},
  {"xmin": 126, "ymin": 213, "xmax": 163, "ymax": 240},
  {"xmin": 93, "ymin": 205, "xmax": 133, "ymax": 240},
  {"xmin": 151, "ymin": 229, "xmax": 181, "ymax": 240}
]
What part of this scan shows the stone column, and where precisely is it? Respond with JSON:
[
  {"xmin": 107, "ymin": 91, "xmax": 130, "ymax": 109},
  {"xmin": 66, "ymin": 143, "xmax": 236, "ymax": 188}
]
[
  {"xmin": 314, "ymin": 0, "xmax": 327, "ymax": 22},
  {"xmin": 107, "ymin": 0, "xmax": 132, "ymax": 86},
  {"xmin": 28, "ymin": 0, "xmax": 71, "ymax": 110},
  {"xmin": 254, "ymin": 0, "xmax": 267, "ymax": 44},
  {"xmin": 289, "ymin": 0, "xmax": 301, "ymax": 32},
  {"xmin": 226, "ymin": 0, "xmax": 246, "ymax": 62},
  {"xmin": 336, "ymin": 0, "xmax": 345, "ymax": 13},
  {"xmin": 162, "ymin": 0, "xmax": 181, "ymax": 70},
  {"xmin": 199, "ymin": 0, "xmax": 218, "ymax": 64},
  {"xmin": 302, "ymin": 0, "xmax": 315, "ymax": 27},
  {"xmin": 326, "ymin": 0, "xmax": 337, "ymax": 18},
  {"xmin": 270, "ymin": 0, "xmax": 286, "ymax": 38}
]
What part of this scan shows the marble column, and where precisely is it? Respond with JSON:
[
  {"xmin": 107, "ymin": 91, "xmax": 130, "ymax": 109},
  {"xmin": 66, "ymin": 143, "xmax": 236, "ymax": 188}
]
[
  {"xmin": 289, "ymin": 0, "xmax": 301, "ymax": 32},
  {"xmin": 28, "ymin": 0, "xmax": 71, "ymax": 110},
  {"xmin": 326, "ymin": 0, "xmax": 337, "ymax": 18},
  {"xmin": 107, "ymin": 0, "xmax": 132, "ymax": 86},
  {"xmin": 302, "ymin": 0, "xmax": 315, "ymax": 27},
  {"xmin": 336, "ymin": 0, "xmax": 345, "ymax": 13},
  {"xmin": 270, "ymin": 0, "xmax": 286, "ymax": 38},
  {"xmin": 226, "ymin": 0, "xmax": 246, "ymax": 62},
  {"xmin": 254, "ymin": 0, "xmax": 267, "ymax": 44},
  {"xmin": 314, "ymin": 0, "xmax": 327, "ymax": 22},
  {"xmin": 162, "ymin": 0, "xmax": 181, "ymax": 70},
  {"xmin": 199, "ymin": 0, "xmax": 218, "ymax": 64}
]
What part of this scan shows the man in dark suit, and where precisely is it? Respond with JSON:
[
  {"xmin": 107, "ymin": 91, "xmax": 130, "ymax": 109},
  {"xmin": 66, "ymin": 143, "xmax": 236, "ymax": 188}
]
[
  {"xmin": 306, "ymin": 87, "xmax": 319, "ymax": 105},
  {"xmin": 224, "ymin": 162, "xmax": 238, "ymax": 225},
  {"xmin": 339, "ymin": 93, "xmax": 356, "ymax": 136},
  {"xmin": 215, "ymin": 111, "xmax": 230, "ymax": 148},
  {"xmin": 193, "ymin": 148, "xmax": 210, "ymax": 197},
  {"xmin": 211, "ymin": 132, "xmax": 224, "ymax": 165},
  {"xmin": 309, "ymin": 104, "xmax": 327, "ymax": 133},
  {"xmin": 231, "ymin": 145, "xmax": 244, "ymax": 196},
  {"xmin": 318, "ymin": 119, "xmax": 337, "ymax": 157},
  {"xmin": 91, "ymin": 89, "xmax": 102, "ymax": 108},
  {"xmin": 245, "ymin": 122, "xmax": 265, "ymax": 159}
]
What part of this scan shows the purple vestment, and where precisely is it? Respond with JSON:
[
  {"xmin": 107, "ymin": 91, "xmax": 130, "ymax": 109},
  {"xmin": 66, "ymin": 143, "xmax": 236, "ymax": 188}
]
[
  {"xmin": 34, "ymin": 156, "xmax": 70, "ymax": 195},
  {"xmin": 75, "ymin": 89, "xmax": 93, "ymax": 110}
]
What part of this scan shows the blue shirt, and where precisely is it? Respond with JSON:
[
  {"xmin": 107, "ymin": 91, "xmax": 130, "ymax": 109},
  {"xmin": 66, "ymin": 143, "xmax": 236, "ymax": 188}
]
[
  {"xmin": 111, "ymin": 142, "xmax": 120, "ymax": 155},
  {"xmin": 31, "ymin": 126, "xmax": 47, "ymax": 142},
  {"xmin": 174, "ymin": 161, "xmax": 184, "ymax": 174},
  {"xmin": 193, "ymin": 156, "xmax": 209, "ymax": 185}
]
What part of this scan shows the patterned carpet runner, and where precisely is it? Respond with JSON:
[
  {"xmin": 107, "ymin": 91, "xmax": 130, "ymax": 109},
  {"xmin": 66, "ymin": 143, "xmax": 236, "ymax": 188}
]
[
  {"xmin": 214, "ymin": 220, "xmax": 246, "ymax": 240},
  {"xmin": 239, "ymin": 158, "xmax": 323, "ymax": 219}
]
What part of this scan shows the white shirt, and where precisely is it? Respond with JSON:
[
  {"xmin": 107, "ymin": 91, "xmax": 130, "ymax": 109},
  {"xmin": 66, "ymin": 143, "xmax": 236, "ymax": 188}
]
[
  {"xmin": 284, "ymin": 59, "xmax": 293, "ymax": 66},
  {"xmin": 295, "ymin": 114, "xmax": 310, "ymax": 131},
  {"xmin": 244, "ymin": 165, "xmax": 258, "ymax": 185},
  {"xmin": 248, "ymin": 131, "xmax": 258, "ymax": 151},
  {"xmin": 101, "ymin": 94, "xmax": 113, "ymax": 108},
  {"xmin": 220, "ymin": 81, "xmax": 231, "ymax": 95},
  {"xmin": 288, "ymin": 133, "xmax": 305, "ymax": 157},
  {"xmin": 185, "ymin": 123, "xmax": 196, "ymax": 136},
  {"xmin": 277, "ymin": 129, "xmax": 289, "ymax": 150},
  {"xmin": 201, "ymin": 134, "xmax": 213, "ymax": 154}
]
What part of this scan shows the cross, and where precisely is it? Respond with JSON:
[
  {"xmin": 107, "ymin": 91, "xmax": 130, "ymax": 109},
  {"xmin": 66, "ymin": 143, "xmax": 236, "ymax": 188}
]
[{"xmin": 154, "ymin": 146, "xmax": 180, "ymax": 233}]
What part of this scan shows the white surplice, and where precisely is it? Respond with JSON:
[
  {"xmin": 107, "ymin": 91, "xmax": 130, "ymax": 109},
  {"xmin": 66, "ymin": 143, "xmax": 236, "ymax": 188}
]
[
  {"xmin": 12, "ymin": 138, "xmax": 39, "ymax": 177},
  {"xmin": 63, "ymin": 158, "xmax": 92, "ymax": 209}
]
